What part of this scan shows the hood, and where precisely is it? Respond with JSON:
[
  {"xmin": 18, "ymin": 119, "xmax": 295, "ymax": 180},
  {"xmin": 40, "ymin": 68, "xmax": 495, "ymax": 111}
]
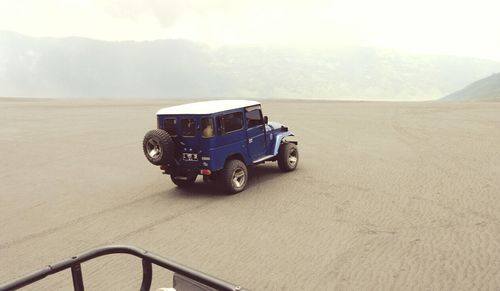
[
  {"xmin": 268, "ymin": 121, "xmax": 284, "ymax": 129},
  {"xmin": 267, "ymin": 121, "xmax": 290, "ymax": 133}
]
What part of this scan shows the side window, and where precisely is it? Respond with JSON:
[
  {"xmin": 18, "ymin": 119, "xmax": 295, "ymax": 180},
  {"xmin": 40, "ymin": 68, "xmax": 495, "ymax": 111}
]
[
  {"xmin": 163, "ymin": 118, "xmax": 177, "ymax": 136},
  {"xmin": 217, "ymin": 112, "xmax": 243, "ymax": 135},
  {"xmin": 246, "ymin": 108, "xmax": 263, "ymax": 128},
  {"xmin": 201, "ymin": 117, "xmax": 214, "ymax": 138},
  {"xmin": 181, "ymin": 119, "xmax": 196, "ymax": 137}
]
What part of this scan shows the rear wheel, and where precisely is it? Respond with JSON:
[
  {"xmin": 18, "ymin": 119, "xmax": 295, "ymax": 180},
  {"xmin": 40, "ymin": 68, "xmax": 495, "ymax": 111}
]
[
  {"xmin": 277, "ymin": 143, "xmax": 299, "ymax": 172},
  {"xmin": 220, "ymin": 159, "xmax": 248, "ymax": 194},
  {"xmin": 170, "ymin": 173, "xmax": 197, "ymax": 188}
]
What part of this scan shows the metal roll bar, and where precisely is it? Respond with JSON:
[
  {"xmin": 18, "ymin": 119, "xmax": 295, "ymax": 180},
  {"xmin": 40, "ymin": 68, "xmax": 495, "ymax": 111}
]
[{"xmin": 0, "ymin": 245, "xmax": 244, "ymax": 291}]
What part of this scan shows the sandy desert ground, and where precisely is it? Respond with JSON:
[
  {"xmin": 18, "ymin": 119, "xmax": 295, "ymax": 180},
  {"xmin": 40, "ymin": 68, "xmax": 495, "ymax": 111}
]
[{"xmin": 0, "ymin": 99, "xmax": 499, "ymax": 290}]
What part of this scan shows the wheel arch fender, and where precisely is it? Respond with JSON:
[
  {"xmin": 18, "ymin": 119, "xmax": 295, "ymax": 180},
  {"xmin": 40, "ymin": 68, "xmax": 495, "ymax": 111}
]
[
  {"xmin": 212, "ymin": 152, "xmax": 251, "ymax": 171},
  {"xmin": 225, "ymin": 152, "xmax": 246, "ymax": 164},
  {"xmin": 272, "ymin": 132, "xmax": 298, "ymax": 156}
]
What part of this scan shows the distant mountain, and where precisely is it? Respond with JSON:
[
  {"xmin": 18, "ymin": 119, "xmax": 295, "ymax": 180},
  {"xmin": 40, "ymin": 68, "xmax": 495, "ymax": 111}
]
[
  {"xmin": 1, "ymin": 31, "xmax": 500, "ymax": 100},
  {"xmin": 442, "ymin": 73, "xmax": 500, "ymax": 101}
]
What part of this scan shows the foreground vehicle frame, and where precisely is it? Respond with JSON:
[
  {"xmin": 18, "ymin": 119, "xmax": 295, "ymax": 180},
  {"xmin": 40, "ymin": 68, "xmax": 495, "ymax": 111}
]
[{"xmin": 0, "ymin": 245, "xmax": 244, "ymax": 291}]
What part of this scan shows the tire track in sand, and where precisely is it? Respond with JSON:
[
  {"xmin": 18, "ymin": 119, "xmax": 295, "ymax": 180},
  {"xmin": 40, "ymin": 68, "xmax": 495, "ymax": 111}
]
[{"xmin": 0, "ymin": 184, "xmax": 209, "ymax": 250}]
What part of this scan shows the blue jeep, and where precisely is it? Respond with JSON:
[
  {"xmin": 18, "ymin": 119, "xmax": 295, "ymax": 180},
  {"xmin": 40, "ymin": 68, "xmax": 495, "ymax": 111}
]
[{"xmin": 142, "ymin": 100, "xmax": 298, "ymax": 194}]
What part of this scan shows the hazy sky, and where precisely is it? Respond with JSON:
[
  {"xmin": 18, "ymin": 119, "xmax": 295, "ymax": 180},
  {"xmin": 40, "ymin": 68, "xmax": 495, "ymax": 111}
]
[{"xmin": 1, "ymin": 0, "xmax": 499, "ymax": 61}]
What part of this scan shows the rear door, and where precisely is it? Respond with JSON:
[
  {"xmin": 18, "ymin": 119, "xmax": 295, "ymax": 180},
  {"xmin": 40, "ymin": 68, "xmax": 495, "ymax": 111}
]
[
  {"xmin": 245, "ymin": 106, "xmax": 266, "ymax": 162},
  {"xmin": 179, "ymin": 117, "xmax": 201, "ymax": 162}
]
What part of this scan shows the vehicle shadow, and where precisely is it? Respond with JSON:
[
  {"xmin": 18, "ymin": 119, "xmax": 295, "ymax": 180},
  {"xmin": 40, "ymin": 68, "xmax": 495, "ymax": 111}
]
[
  {"xmin": 247, "ymin": 163, "xmax": 284, "ymax": 188},
  {"xmin": 164, "ymin": 163, "xmax": 286, "ymax": 199}
]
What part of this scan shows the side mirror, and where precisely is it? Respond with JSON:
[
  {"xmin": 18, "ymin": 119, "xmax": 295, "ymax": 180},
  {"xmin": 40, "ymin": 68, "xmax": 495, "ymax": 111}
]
[{"xmin": 263, "ymin": 116, "xmax": 268, "ymax": 124}]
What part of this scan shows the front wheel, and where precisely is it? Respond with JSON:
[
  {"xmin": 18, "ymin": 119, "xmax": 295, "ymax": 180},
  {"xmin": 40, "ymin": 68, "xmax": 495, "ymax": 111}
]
[
  {"xmin": 170, "ymin": 174, "xmax": 197, "ymax": 188},
  {"xmin": 277, "ymin": 143, "xmax": 299, "ymax": 172},
  {"xmin": 220, "ymin": 159, "xmax": 248, "ymax": 194}
]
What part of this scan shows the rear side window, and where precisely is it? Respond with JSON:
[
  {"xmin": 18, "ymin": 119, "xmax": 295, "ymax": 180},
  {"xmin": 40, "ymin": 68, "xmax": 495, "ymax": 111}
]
[
  {"xmin": 201, "ymin": 117, "xmax": 214, "ymax": 138},
  {"xmin": 218, "ymin": 112, "xmax": 243, "ymax": 135},
  {"xmin": 163, "ymin": 119, "xmax": 177, "ymax": 136},
  {"xmin": 181, "ymin": 119, "xmax": 196, "ymax": 137},
  {"xmin": 246, "ymin": 108, "xmax": 263, "ymax": 128}
]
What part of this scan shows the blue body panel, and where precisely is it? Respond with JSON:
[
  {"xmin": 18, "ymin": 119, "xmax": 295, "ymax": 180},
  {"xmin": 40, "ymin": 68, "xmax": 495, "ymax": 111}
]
[
  {"xmin": 209, "ymin": 125, "xmax": 251, "ymax": 170},
  {"xmin": 157, "ymin": 108, "xmax": 295, "ymax": 173},
  {"xmin": 246, "ymin": 124, "xmax": 267, "ymax": 160}
]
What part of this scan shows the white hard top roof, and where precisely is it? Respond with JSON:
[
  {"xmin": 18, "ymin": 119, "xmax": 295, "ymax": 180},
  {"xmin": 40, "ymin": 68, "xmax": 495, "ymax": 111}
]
[{"xmin": 156, "ymin": 100, "xmax": 260, "ymax": 115}]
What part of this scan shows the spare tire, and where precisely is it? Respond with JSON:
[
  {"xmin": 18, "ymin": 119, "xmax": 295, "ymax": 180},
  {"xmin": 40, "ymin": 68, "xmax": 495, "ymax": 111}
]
[{"xmin": 143, "ymin": 129, "xmax": 175, "ymax": 165}]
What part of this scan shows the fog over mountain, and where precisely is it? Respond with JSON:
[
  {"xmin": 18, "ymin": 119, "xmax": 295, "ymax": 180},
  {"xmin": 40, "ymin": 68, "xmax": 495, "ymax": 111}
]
[
  {"xmin": 443, "ymin": 73, "xmax": 500, "ymax": 101},
  {"xmin": 1, "ymin": 31, "xmax": 499, "ymax": 100}
]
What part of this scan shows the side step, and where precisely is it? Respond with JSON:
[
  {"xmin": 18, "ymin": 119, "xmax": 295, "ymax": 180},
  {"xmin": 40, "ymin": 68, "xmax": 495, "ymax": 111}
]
[{"xmin": 253, "ymin": 155, "xmax": 274, "ymax": 164}]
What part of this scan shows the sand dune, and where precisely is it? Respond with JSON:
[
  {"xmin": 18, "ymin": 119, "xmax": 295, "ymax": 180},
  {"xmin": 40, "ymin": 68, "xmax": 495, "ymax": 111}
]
[{"xmin": 0, "ymin": 99, "xmax": 499, "ymax": 290}]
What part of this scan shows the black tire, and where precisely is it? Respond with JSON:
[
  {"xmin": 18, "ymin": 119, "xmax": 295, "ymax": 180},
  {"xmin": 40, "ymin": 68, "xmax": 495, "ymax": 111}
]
[
  {"xmin": 219, "ymin": 159, "xmax": 248, "ymax": 194},
  {"xmin": 143, "ymin": 129, "xmax": 174, "ymax": 165},
  {"xmin": 170, "ymin": 173, "xmax": 197, "ymax": 188},
  {"xmin": 277, "ymin": 143, "xmax": 299, "ymax": 172}
]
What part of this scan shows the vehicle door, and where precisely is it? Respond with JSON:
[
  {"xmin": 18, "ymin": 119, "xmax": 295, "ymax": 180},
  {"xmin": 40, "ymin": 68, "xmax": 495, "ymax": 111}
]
[
  {"xmin": 178, "ymin": 116, "xmax": 201, "ymax": 162},
  {"xmin": 245, "ymin": 106, "xmax": 266, "ymax": 161}
]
